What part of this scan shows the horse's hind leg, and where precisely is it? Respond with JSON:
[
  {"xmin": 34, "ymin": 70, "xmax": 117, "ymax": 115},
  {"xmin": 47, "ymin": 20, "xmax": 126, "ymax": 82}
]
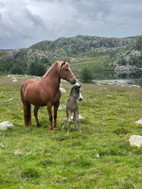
[
  {"xmin": 34, "ymin": 106, "xmax": 40, "ymax": 127},
  {"xmin": 54, "ymin": 101, "xmax": 59, "ymax": 130},
  {"xmin": 23, "ymin": 102, "xmax": 31, "ymax": 127}
]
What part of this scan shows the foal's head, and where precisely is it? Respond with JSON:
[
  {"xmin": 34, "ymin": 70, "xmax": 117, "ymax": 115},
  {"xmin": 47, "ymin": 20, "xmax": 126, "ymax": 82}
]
[
  {"xmin": 70, "ymin": 85, "xmax": 83, "ymax": 101},
  {"xmin": 60, "ymin": 61, "xmax": 77, "ymax": 85}
]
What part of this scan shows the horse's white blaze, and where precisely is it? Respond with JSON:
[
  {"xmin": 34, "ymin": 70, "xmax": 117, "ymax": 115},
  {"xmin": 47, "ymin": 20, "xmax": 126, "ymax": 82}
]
[
  {"xmin": 79, "ymin": 91, "xmax": 83, "ymax": 100},
  {"xmin": 69, "ymin": 67, "xmax": 76, "ymax": 78}
]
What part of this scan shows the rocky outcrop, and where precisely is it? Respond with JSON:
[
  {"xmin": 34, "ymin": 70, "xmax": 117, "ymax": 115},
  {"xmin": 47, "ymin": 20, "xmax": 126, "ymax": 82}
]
[
  {"xmin": 0, "ymin": 121, "xmax": 14, "ymax": 130},
  {"xmin": 135, "ymin": 119, "xmax": 142, "ymax": 124},
  {"xmin": 129, "ymin": 135, "xmax": 142, "ymax": 148},
  {"xmin": 114, "ymin": 65, "xmax": 137, "ymax": 74}
]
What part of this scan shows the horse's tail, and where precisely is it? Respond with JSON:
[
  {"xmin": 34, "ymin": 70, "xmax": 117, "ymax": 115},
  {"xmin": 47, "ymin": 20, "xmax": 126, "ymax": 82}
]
[
  {"xmin": 20, "ymin": 83, "xmax": 25, "ymax": 102},
  {"xmin": 20, "ymin": 82, "xmax": 31, "ymax": 126},
  {"xmin": 24, "ymin": 102, "xmax": 31, "ymax": 127}
]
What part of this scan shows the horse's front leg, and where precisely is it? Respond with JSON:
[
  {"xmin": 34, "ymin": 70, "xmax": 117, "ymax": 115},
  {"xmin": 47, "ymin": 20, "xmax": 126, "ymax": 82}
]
[
  {"xmin": 54, "ymin": 101, "xmax": 59, "ymax": 130},
  {"xmin": 47, "ymin": 103, "xmax": 53, "ymax": 131}
]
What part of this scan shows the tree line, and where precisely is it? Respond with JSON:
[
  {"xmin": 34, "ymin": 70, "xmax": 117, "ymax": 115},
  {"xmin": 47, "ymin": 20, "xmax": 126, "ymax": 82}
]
[
  {"xmin": 0, "ymin": 59, "xmax": 49, "ymax": 76},
  {"xmin": 0, "ymin": 59, "xmax": 94, "ymax": 83}
]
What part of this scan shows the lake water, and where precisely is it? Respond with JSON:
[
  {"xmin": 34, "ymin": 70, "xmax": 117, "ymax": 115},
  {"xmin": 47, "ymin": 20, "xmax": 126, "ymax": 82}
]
[{"xmin": 94, "ymin": 79, "xmax": 138, "ymax": 85}]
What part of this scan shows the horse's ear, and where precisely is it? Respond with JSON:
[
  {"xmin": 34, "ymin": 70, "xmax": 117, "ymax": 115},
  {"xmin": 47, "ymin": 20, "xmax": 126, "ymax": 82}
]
[{"xmin": 61, "ymin": 60, "xmax": 66, "ymax": 68}]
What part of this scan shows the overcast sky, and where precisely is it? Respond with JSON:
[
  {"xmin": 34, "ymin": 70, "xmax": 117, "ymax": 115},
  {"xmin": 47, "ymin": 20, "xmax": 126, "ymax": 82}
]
[{"xmin": 0, "ymin": 0, "xmax": 142, "ymax": 49}]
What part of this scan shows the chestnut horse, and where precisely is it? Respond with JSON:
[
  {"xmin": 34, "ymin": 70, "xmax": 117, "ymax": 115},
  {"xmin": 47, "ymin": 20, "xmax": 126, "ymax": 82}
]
[{"xmin": 20, "ymin": 60, "xmax": 76, "ymax": 130}]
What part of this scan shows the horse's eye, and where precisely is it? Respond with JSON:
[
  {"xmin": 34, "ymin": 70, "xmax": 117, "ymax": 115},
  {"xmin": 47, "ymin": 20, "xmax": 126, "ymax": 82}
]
[
  {"xmin": 65, "ymin": 68, "xmax": 69, "ymax": 71},
  {"xmin": 75, "ymin": 89, "xmax": 79, "ymax": 93}
]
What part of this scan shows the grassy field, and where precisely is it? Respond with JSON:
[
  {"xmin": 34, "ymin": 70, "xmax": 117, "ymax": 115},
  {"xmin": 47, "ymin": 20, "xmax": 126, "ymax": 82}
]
[{"xmin": 0, "ymin": 75, "xmax": 142, "ymax": 189}]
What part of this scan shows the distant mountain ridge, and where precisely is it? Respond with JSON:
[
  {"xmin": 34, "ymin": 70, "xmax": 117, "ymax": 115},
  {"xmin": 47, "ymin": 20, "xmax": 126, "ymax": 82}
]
[
  {"xmin": 0, "ymin": 35, "xmax": 142, "ymax": 79},
  {"xmin": 30, "ymin": 35, "xmax": 136, "ymax": 52}
]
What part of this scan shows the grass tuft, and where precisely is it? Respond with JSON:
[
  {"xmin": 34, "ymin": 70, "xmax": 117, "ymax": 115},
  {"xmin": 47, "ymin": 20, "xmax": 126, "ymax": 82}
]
[{"xmin": 21, "ymin": 168, "xmax": 40, "ymax": 180}]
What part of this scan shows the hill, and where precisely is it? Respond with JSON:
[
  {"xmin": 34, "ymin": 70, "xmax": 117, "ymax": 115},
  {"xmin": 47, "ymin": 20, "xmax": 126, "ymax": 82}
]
[{"xmin": 0, "ymin": 35, "xmax": 142, "ymax": 79}]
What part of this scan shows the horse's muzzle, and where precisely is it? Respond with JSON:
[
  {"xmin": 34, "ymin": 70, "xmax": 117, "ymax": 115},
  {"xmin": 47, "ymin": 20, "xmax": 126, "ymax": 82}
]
[
  {"xmin": 79, "ymin": 98, "xmax": 83, "ymax": 101},
  {"xmin": 70, "ymin": 79, "xmax": 76, "ymax": 85}
]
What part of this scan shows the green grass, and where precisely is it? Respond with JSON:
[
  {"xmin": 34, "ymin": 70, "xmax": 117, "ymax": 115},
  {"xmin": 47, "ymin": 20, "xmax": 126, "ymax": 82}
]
[{"xmin": 0, "ymin": 75, "xmax": 142, "ymax": 188}]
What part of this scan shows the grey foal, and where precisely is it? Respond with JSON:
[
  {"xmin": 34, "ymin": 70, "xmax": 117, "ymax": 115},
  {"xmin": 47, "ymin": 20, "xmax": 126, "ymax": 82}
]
[{"xmin": 62, "ymin": 84, "xmax": 83, "ymax": 133}]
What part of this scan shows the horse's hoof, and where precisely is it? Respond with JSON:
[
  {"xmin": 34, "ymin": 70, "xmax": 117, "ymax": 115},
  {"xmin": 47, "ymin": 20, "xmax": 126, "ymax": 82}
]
[
  {"xmin": 54, "ymin": 127, "xmax": 58, "ymax": 131},
  {"xmin": 37, "ymin": 124, "xmax": 41, "ymax": 128}
]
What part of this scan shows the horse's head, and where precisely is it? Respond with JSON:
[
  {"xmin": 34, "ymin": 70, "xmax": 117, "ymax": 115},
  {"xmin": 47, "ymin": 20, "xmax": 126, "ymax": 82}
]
[{"xmin": 60, "ymin": 61, "xmax": 77, "ymax": 85}]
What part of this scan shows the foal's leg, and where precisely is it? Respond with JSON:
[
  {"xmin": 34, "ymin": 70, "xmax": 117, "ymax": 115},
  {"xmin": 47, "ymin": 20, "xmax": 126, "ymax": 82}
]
[
  {"xmin": 54, "ymin": 101, "xmax": 59, "ymax": 130},
  {"xmin": 34, "ymin": 106, "xmax": 40, "ymax": 127},
  {"xmin": 75, "ymin": 110, "xmax": 81, "ymax": 133},
  {"xmin": 62, "ymin": 119, "xmax": 67, "ymax": 131},
  {"xmin": 47, "ymin": 103, "xmax": 53, "ymax": 131},
  {"xmin": 73, "ymin": 112, "xmax": 77, "ymax": 130},
  {"xmin": 67, "ymin": 111, "xmax": 72, "ymax": 133},
  {"xmin": 62, "ymin": 109, "xmax": 68, "ymax": 131}
]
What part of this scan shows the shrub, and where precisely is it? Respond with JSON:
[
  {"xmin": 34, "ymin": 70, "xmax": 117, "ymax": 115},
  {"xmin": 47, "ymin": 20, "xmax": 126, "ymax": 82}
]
[
  {"xmin": 135, "ymin": 36, "xmax": 142, "ymax": 50},
  {"xmin": 80, "ymin": 67, "xmax": 93, "ymax": 83},
  {"xmin": 28, "ymin": 62, "xmax": 46, "ymax": 76},
  {"xmin": 138, "ymin": 78, "xmax": 142, "ymax": 87},
  {"xmin": 118, "ymin": 58, "xmax": 127, "ymax": 66},
  {"xmin": 10, "ymin": 64, "xmax": 24, "ymax": 74}
]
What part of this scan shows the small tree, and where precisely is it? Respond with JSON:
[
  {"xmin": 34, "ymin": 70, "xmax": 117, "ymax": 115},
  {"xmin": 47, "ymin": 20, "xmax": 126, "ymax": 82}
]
[
  {"xmin": 28, "ymin": 62, "xmax": 46, "ymax": 76},
  {"xmin": 135, "ymin": 36, "xmax": 142, "ymax": 51},
  {"xmin": 10, "ymin": 64, "xmax": 24, "ymax": 74},
  {"xmin": 80, "ymin": 67, "xmax": 93, "ymax": 83},
  {"xmin": 138, "ymin": 78, "xmax": 142, "ymax": 87}
]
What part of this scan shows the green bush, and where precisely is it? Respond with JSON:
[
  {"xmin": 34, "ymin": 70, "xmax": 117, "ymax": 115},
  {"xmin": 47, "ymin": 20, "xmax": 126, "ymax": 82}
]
[
  {"xmin": 80, "ymin": 67, "xmax": 93, "ymax": 83},
  {"xmin": 10, "ymin": 64, "xmax": 24, "ymax": 74},
  {"xmin": 138, "ymin": 78, "xmax": 142, "ymax": 87},
  {"xmin": 28, "ymin": 62, "xmax": 46, "ymax": 76},
  {"xmin": 135, "ymin": 36, "xmax": 142, "ymax": 50},
  {"xmin": 118, "ymin": 58, "xmax": 127, "ymax": 66}
]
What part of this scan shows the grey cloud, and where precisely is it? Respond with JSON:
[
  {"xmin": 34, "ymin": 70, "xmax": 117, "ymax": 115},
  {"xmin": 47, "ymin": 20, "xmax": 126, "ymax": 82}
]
[
  {"xmin": 0, "ymin": 0, "xmax": 142, "ymax": 49},
  {"xmin": 74, "ymin": 0, "xmax": 111, "ymax": 20},
  {"xmin": 25, "ymin": 9, "xmax": 45, "ymax": 29}
]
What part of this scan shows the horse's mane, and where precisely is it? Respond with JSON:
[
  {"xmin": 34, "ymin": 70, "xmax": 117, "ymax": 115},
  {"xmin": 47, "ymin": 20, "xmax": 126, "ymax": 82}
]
[{"xmin": 42, "ymin": 61, "xmax": 62, "ymax": 79}]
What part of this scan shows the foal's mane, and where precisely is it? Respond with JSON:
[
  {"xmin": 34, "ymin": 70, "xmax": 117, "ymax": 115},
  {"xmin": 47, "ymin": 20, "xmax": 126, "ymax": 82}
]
[
  {"xmin": 42, "ymin": 61, "xmax": 62, "ymax": 79},
  {"xmin": 70, "ymin": 86, "xmax": 80, "ymax": 96}
]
